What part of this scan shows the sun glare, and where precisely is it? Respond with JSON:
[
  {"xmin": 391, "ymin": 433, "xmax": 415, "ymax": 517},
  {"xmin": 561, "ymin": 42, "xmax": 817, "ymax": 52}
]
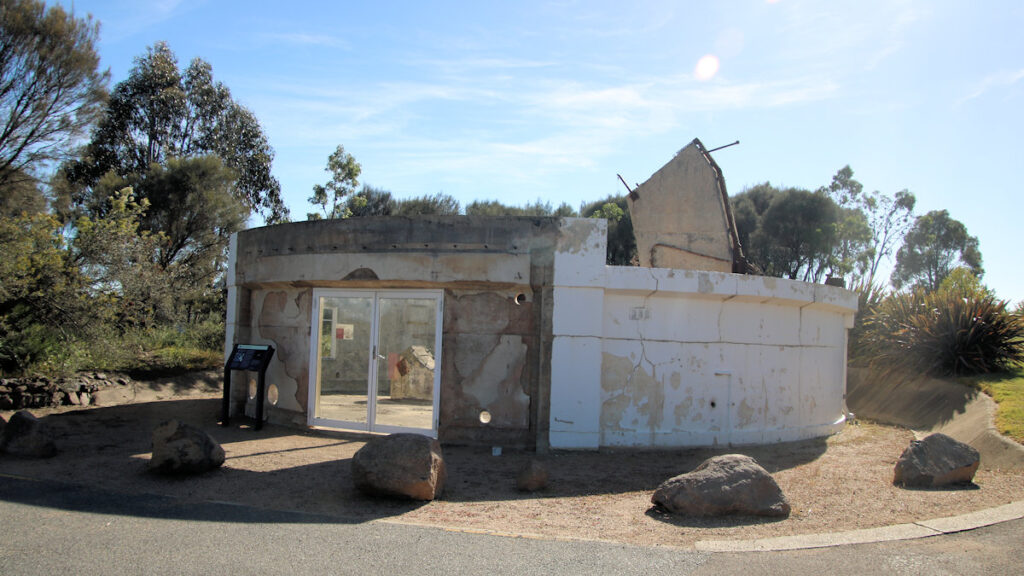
[{"xmin": 694, "ymin": 54, "xmax": 720, "ymax": 81}]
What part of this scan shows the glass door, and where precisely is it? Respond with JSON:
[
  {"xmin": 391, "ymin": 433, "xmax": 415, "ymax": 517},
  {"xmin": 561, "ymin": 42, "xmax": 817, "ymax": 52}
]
[{"xmin": 309, "ymin": 289, "xmax": 442, "ymax": 435}]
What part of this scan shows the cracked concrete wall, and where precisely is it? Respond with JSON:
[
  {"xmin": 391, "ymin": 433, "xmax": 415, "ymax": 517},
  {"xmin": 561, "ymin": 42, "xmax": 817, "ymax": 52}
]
[
  {"xmin": 440, "ymin": 291, "xmax": 538, "ymax": 446},
  {"xmin": 227, "ymin": 216, "xmax": 562, "ymax": 447},
  {"xmin": 549, "ymin": 258, "xmax": 858, "ymax": 450},
  {"xmin": 226, "ymin": 215, "xmax": 856, "ymax": 451}
]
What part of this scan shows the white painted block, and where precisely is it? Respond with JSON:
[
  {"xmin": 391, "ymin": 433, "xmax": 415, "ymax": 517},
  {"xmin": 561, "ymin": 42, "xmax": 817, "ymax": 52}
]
[
  {"xmin": 814, "ymin": 283, "xmax": 860, "ymax": 312},
  {"xmin": 799, "ymin": 346, "xmax": 846, "ymax": 426},
  {"xmin": 553, "ymin": 287, "xmax": 604, "ymax": 337},
  {"xmin": 799, "ymin": 306, "xmax": 849, "ymax": 347},
  {"xmin": 719, "ymin": 301, "xmax": 801, "ymax": 345},
  {"xmin": 549, "ymin": 336, "xmax": 603, "ymax": 450},
  {"xmin": 554, "ymin": 218, "xmax": 607, "ymax": 287},
  {"xmin": 604, "ymin": 266, "xmax": 658, "ymax": 292}
]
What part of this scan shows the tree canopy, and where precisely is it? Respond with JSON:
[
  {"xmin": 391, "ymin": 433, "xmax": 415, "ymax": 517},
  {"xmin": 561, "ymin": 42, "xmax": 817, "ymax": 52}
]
[
  {"xmin": 465, "ymin": 199, "xmax": 575, "ymax": 217},
  {"xmin": 346, "ymin": 184, "xmax": 396, "ymax": 216},
  {"xmin": 581, "ymin": 194, "xmax": 635, "ymax": 265},
  {"xmin": 308, "ymin": 144, "xmax": 361, "ymax": 220},
  {"xmin": 393, "ymin": 192, "xmax": 460, "ymax": 216},
  {"xmin": 64, "ymin": 42, "xmax": 286, "ymax": 222},
  {"xmin": 0, "ymin": 0, "xmax": 108, "ymax": 190},
  {"xmin": 733, "ymin": 184, "xmax": 838, "ymax": 281},
  {"xmin": 891, "ymin": 209, "xmax": 983, "ymax": 292},
  {"xmin": 734, "ymin": 167, "xmax": 922, "ymax": 287}
]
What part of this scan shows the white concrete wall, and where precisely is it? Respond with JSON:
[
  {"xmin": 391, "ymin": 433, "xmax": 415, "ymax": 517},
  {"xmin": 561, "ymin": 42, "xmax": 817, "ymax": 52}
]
[{"xmin": 549, "ymin": 219, "xmax": 858, "ymax": 450}]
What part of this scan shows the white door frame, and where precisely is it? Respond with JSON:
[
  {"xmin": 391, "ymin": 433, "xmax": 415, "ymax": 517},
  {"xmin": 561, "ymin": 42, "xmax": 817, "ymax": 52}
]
[{"xmin": 307, "ymin": 288, "xmax": 443, "ymax": 437}]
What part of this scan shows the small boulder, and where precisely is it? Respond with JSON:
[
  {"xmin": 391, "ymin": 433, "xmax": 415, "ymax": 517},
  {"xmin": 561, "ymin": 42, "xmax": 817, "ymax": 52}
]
[
  {"xmin": 352, "ymin": 433, "xmax": 446, "ymax": 500},
  {"xmin": 0, "ymin": 411, "xmax": 57, "ymax": 457},
  {"xmin": 516, "ymin": 459, "xmax": 549, "ymax": 492},
  {"xmin": 652, "ymin": 454, "xmax": 790, "ymax": 517},
  {"xmin": 893, "ymin": 433, "xmax": 979, "ymax": 488},
  {"xmin": 149, "ymin": 419, "xmax": 225, "ymax": 475}
]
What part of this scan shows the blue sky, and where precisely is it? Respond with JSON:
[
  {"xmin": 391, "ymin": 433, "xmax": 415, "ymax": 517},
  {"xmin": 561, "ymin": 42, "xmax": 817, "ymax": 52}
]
[{"xmin": 59, "ymin": 0, "xmax": 1023, "ymax": 302}]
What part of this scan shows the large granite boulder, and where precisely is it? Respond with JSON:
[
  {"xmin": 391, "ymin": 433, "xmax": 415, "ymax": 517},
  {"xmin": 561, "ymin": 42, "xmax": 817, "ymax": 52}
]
[
  {"xmin": 149, "ymin": 419, "xmax": 225, "ymax": 475},
  {"xmin": 0, "ymin": 411, "xmax": 57, "ymax": 457},
  {"xmin": 893, "ymin": 433, "xmax": 980, "ymax": 487},
  {"xmin": 652, "ymin": 454, "xmax": 790, "ymax": 517},
  {"xmin": 352, "ymin": 433, "xmax": 446, "ymax": 500}
]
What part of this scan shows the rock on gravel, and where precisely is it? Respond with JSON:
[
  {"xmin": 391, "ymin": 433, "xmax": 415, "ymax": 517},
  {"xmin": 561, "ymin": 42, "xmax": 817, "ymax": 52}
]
[
  {"xmin": 352, "ymin": 433, "xmax": 446, "ymax": 500},
  {"xmin": 893, "ymin": 432, "xmax": 980, "ymax": 487},
  {"xmin": 651, "ymin": 454, "xmax": 790, "ymax": 517},
  {"xmin": 0, "ymin": 411, "xmax": 57, "ymax": 458},
  {"xmin": 149, "ymin": 419, "xmax": 225, "ymax": 475}
]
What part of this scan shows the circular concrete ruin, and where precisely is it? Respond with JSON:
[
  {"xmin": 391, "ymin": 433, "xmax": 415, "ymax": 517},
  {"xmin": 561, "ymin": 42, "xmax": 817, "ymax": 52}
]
[
  {"xmin": 224, "ymin": 215, "xmax": 857, "ymax": 450},
  {"xmin": 224, "ymin": 139, "xmax": 857, "ymax": 450}
]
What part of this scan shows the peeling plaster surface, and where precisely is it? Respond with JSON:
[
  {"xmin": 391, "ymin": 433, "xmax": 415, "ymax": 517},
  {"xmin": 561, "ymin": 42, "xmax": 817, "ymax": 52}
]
[
  {"xmin": 549, "ymin": 231, "xmax": 858, "ymax": 450},
  {"xmin": 250, "ymin": 289, "xmax": 310, "ymax": 414},
  {"xmin": 228, "ymin": 216, "xmax": 560, "ymax": 447},
  {"xmin": 460, "ymin": 334, "xmax": 529, "ymax": 427}
]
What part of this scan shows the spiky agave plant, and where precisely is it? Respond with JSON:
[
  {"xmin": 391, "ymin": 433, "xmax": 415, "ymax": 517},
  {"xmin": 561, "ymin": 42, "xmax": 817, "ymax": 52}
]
[
  {"xmin": 862, "ymin": 288, "xmax": 1024, "ymax": 376},
  {"xmin": 918, "ymin": 291, "xmax": 1024, "ymax": 374},
  {"xmin": 847, "ymin": 279, "xmax": 890, "ymax": 364}
]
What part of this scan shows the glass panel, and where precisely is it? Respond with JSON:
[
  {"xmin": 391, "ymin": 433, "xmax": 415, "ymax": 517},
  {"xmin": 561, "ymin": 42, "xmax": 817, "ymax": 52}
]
[
  {"xmin": 374, "ymin": 297, "xmax": 437, "ymax": 430},
  {"xmin": 316, "ymin": 295, "xmax": 373, "ymax": 424}
]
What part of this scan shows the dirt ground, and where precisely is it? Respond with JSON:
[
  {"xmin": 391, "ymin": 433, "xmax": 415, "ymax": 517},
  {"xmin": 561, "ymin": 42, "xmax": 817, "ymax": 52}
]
[{"xmin": 2, "ymin": 371, "xmax": 1022, "ymax": 548}]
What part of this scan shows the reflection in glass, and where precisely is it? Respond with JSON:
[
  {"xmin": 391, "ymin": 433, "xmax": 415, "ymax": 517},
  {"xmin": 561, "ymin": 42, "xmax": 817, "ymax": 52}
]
[
  {"xmin": 315, "ymin": 296, "xmax": 372, "ymax": 424},
  {"xmin": 375, "ymin": 298, "xmax": 436, "ymax": 430}
]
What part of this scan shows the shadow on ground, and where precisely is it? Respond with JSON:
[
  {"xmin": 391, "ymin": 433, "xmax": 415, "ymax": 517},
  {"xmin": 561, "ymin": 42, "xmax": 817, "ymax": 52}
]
[{"xmin": 0, "ymin": 394, "xmax": 827, "ymax": 527}]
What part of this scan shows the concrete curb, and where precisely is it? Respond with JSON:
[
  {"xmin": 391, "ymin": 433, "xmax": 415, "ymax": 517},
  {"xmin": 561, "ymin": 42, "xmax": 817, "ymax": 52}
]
[
  {"xmin": 694, "ymin": 500, "xmax": 1024, "ymax": 552},
  {"xmin": 2, "ymin": 470, "xmax": 1021, "ymax": 553}
]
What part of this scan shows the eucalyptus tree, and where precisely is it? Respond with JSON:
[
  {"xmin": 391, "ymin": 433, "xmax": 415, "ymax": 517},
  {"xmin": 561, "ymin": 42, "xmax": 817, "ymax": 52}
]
[
  {"xmin": 891, "ymin": 209, "xmax": 983, "ymax": 292},
  {"xmin": 732, "ymin": 184, "xmax": 838, "ymax": 281},
  {"xmin": 0, "ymin": 0, "xmax": 108, "ymax": 189},
  {"xmin": 308, "ymin": 144, "xmax": 361, "ymax": 220},
  {"xmin": 65, "ymin": 42, "xmax": 286, "ymax": 222}
]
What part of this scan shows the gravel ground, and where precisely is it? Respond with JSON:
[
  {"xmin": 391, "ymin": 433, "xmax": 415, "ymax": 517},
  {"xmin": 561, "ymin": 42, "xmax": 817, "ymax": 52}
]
[{"xmin": 2, "ymin": 373, "xmax": 1021, "ymax": 548}]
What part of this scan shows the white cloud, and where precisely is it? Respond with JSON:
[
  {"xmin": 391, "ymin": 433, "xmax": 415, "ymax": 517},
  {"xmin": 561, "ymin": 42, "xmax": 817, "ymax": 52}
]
[
  {"xmin": 957, "ymin": 69, "xmax": 1024, "ymax": 106},
  {"xmin": 262, "ymin": 32, "xmax": 350, "ymax": 49},
  {"xmin": 772, "ymin": 0, "xmax": 928, "ymax": 73}
]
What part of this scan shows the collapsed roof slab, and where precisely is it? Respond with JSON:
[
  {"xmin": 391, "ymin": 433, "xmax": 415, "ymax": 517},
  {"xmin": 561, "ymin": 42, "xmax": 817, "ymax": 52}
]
[{"xmin": 627, "ymin": 138, "xmax": 744, "ymax": 273}]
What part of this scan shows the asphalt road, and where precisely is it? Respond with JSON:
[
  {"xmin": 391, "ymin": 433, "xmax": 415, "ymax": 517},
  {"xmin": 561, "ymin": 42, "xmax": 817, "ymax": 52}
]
[{"xmin": 0, "ymin": 475, "xmax": 1020, "ymax": 575}]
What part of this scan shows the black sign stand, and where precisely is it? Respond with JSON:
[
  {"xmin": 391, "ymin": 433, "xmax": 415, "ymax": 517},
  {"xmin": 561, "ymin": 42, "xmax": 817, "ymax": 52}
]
[{"xmin": 222, "ymin": 344, "xmax": 275, "ymax": 431}]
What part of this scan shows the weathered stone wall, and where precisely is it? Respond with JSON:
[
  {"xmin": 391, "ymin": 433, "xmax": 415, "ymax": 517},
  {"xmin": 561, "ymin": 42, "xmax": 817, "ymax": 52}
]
[{"xmin": 227, "ymin": 216, "xmax": 562, "ymax": 447}]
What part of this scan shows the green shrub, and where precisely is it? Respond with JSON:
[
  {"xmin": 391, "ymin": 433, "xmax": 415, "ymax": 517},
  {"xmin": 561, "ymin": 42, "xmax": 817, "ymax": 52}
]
[
  {"xmin": 859, "ymin": 286, "xmax": 1024, "ymax": 376},
  {"xmin": 6, "ymin": 317, "xmax": 225, "ymax": 377}
]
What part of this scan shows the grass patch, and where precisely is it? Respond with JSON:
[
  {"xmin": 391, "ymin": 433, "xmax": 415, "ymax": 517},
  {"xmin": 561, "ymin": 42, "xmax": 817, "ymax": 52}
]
[
  {"xmin": 28, "ymin": 321, "xmax": 224, "ymax": 378},
  {"xmin": 960, "ymin": 366, "xmax": 1024, "ymax": 444},
  {"xmin": 128, "ymin": 346, "xmax": 222, "ymax": 378}
]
